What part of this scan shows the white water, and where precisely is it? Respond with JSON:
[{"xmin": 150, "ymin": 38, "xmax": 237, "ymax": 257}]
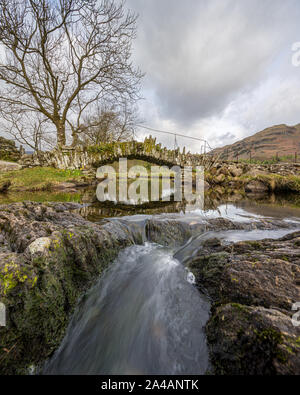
[
  {"xmin": 43, "ymin": 202, "xmax": 300, "ymax": 375},
  {"xmin": 43, "ymin": 243, "xmax": 210, "ymax": 375}
]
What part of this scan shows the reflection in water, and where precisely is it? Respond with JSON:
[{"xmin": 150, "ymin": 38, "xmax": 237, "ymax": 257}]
[{"xmin": 43, "ymin": 244, "xmax": 210, "ymax": 375}]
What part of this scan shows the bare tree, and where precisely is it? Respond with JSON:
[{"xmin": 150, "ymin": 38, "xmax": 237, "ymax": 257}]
[
  {"xmin": 78, "ymin": 102, "xmax": 138, "ymax": 146},
  {"xmin": 0, "ymin": 113, "xmax": 56, "ymax": 152},
  {"xmin": 0, "ymin": 112, "xmax": 56, "ymax": 152},
  {"xmin": 0, "ymin": 0, "xmax": 143, "ymax": 148}
]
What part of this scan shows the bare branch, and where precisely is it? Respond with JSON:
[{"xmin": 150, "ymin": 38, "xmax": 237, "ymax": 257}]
[{"xmin": 0, "ymin": 0, "xmax": 143, "ymax": 148}]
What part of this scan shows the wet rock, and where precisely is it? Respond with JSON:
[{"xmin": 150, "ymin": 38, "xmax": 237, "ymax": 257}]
[
  {"xmin": 146, "ymin": 219, "xmax": 206, "ymax": 246},
  {"xmin": 188, "ymin": 232, "xmax": 300, "ymax": 374},
  {"xmin": 0, "ymin": 201, "xmax": 299, "ymax": 374},
  {"xmin": 207, "ymin": 304, "xmax": 300, "ymax": 375},
  {"xmin": 190, "ymin": 232, "xmax": 300, "ymax": 310},
  {"xmin": 0, "ymin": 202, "xmax": 143, "ymax": 374},
  {"xmin": 202, "ymin": 238, "xmax": 222, "ymax": 248}
]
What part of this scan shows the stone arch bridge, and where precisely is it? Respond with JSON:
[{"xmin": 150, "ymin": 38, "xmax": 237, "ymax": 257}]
[{"xmin": 21, "ymin": 137, "xmax": 217, "ymax": 170}]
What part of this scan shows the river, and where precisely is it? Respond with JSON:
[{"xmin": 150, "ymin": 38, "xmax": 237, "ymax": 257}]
[
  {"xmin": 40, "ymin": 193, "xmax": 300, "ymax": 375},
  {"xmin": 1, "ymin": 188, "xmax": 300, "ymax": 375}
]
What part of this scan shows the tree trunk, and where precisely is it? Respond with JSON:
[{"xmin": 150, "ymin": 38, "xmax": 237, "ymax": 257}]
[
  {"xmin": 56, "ymin": 122, "xmax": 66, "ymax": 148},
  {"xmin": 71, "ymin": 129, "xmax": 79, "ymax": 147}
]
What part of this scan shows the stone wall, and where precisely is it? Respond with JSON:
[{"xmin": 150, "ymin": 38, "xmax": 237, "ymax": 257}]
[
  {"xmin": 0, "ymin": 136, "xmax": 23, "ymax": 162},
  {"xmin": 19, "ymin": 137, "xmax": 216, "ymax": 170}
]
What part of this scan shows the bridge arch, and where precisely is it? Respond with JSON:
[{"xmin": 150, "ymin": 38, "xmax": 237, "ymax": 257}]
[{"xmin": 26, "ymin": 137, "xmax": 215, "ymax": 170}]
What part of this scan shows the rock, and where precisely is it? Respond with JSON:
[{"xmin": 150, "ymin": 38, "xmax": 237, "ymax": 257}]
[
  {"xmin": 0, "ymin": 202, "xmax": 299, "ymax": 374},
  {"xmin": 214, "ymin": 174, "xmax": 226, "ymax": 185},
  {"xmin": 245, "ymin": 180, "xmax": 269, "ymax": 193},
  {"xmin": 228, "ymin": 165, "xmax": 244, "ymax": 178},
  {"xmin": 217, "ymin": 167, "xmax": 230, "ymax": 176},
  {"xmin": 53, "ymin": 182, "xmax": 77, "ymax": 190},
  {"xmin": 204, "ymin": 181, "xmax": 211, "ymax": 190},
  {"xmin": 0, "ymin": 202, "xmax": 145, "ymax": 374},
  {"xmin": 0, "ymin": 137, "xmax": 22, "ymax": 162},
  {"xmin": 0, "ymin": 161, "xmax": 22, "ymax": 172},
  {"xmin": 0, "ymin": 180, "xmax": 11, "ymax": 192},
  {"xmin": 190, "ymin": 232, "xmax": 300, "ymax": 310},
  {"xmin": 207, "ymin": 304, "xmax": 300, "ymax": 375},
  {"xmin": 28, "ymin": 237, "xmax": 52, "ymax": 256},
  {"xmin": 188, "ymin": 231, "xmax": 300, "ymax": 375},
  {"xmin": 202, "ymin": 238, "xmax": 222, "ymax": 248}
]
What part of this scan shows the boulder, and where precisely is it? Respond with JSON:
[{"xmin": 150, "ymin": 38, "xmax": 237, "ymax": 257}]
[
  {"xmin": 207, "ymin": 304, "xmax": 300, "ymax": 375},
  {"xmin": 188, "ymin": 231, "xmax": 300, "ymax": 375},
  {"xmin": 28, "ymin": 237, "xmax": 52, "ymax": 256},
  {"xmin": 0, "ymin": 137, "xmax": 21, "ymax": 162},
  {"xmin": 0, "ymin": 202, "xmax": 299, "ymax": 375},
  {"xmin": 0, "ymin": 161, "xmax": 22, "ymax": 172},
  {"xmin": 228, "ymin": 165, "xmax": 244, "ymax": 178},
  {"xmin": 214, "ymin": 173, "xmax": 226, "ymax": 185},
  {"xmin": 245, "ymin": 180, "xmax": 269, "ymax": 193}
]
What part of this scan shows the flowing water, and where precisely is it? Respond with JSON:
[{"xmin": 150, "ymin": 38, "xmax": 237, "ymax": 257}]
[
  {"xmin": 42, "ymin": 200, "xmax": 300, "ymax": 375},
  {"xmin": 43, "ymin": 243, "xmax": 210, "ymax": 375},
  {"xmin": 2, "ymin": 186, "xmax": 299, "ymax": 375}
]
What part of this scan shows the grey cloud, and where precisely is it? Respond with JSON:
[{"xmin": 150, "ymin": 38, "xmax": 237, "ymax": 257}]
[{"xmin": 127, "ymin": 0, "xmax": 300, "ymax": 129}]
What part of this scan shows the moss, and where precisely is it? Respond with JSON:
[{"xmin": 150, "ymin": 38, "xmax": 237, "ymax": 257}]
[
  {"xmin": 244, "ymin": 240, "xmax": 263, "ymax": 249},
  {"xmin": 0, "ymin": 225, "xmax": 125, "ymax": 374},
  {"xmin": 255, "ymin": 328, "xmax": 283, "ymax": 344},
  {"xmin": 231, "ymin": 303, "xmax": 249, "ymax": 313},
  {"xmin": 188, "ymin": 252, "xmax": 229, "ymax": 300},
  {"xmin": 0, "ymin": 259, "xmax": 37, "ymax": 296}
]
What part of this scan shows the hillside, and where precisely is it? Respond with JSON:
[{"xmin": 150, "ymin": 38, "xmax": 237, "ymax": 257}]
[{"xmin": 211, "ymin": 124, "xmax": 300, "ymax": 161}]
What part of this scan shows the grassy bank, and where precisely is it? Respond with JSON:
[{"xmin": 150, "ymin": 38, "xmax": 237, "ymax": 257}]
[{"xmin": 0, "ymin": 167, "xmax": 85, "ymax": 192}]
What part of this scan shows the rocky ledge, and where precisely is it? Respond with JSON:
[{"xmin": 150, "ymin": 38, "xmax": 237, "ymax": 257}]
[
  {"xmin": 187, "ymin": 233, "xmax": 300, "ymax": 375},
  {"xmin": 0, "ymin": 202, "xmax": 299, "ymax": 374}
]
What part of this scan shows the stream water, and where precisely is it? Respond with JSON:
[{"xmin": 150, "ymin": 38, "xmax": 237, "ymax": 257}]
[
  {"xmin": 41, "ymin": 196, "xmax": 300, "ymax": 375},
  {"xmin": 2, "ymin": 187, "xmax": 299, "ymax": 375},
  {"xmin": 43, "ymin": 243, "xmax": 210, "ymax": 375}
]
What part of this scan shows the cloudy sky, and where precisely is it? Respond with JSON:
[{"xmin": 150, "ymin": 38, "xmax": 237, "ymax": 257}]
[{"xmin": 127, "ymin": 0, "xmax": 300, "ymax": 153}]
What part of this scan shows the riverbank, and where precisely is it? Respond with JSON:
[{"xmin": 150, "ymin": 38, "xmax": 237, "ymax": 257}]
[
  {"xmin": 1, "ymin": 161, "xmax": 300, "ymax": 196},
  {"xmin": 0, "ymin": 167, "xmax": 95, "ymax": 193},
  {"xmin": 186, "ymin": 233, "xmax": 300, "ymax": 374},
  {"xmin": 0, "ymin": 201, "xmax": 299, "ymax": 374}
]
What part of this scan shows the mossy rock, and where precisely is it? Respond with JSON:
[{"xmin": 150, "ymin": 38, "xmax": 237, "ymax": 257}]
[{"xmin": 206, "ymin": 304, "xmax": 300, "ymax": 375}]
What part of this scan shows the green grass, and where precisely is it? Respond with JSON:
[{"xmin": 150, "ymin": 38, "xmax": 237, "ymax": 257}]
[
  {"xmin": 0, "ymin": 190, "xmax": 84, "ymax": 204},
  {"xmin": 0, "ymin": 167, "xmax": 84, "ymax": 191},
  {"xmin": 239, "ymin": 155, "xmax": 298, "ymax": 165}
]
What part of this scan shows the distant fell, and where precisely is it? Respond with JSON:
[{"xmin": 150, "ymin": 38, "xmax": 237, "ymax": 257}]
[{"xmin": 211, "ymin": 124, "xmax": 300, "ymax": 161}]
